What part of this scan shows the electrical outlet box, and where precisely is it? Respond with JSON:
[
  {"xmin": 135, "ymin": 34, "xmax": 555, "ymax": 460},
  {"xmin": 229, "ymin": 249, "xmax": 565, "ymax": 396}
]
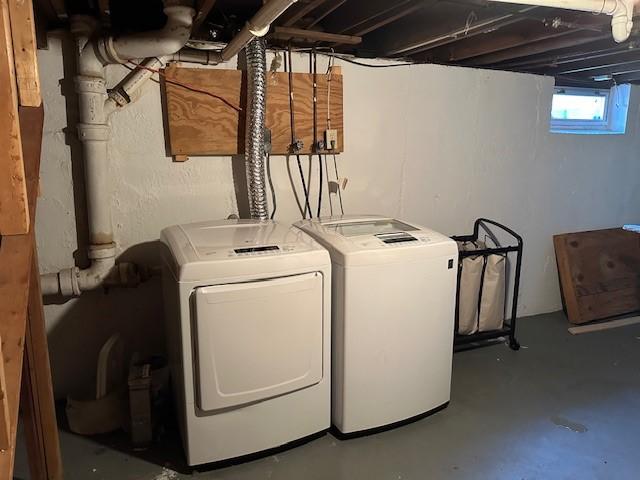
[{"xmin": 325, "ymin": 129, "xmax": 338, "ymax": 150}]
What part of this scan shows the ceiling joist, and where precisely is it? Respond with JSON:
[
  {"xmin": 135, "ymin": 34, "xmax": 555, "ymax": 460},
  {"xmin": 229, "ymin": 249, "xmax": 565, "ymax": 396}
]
[
  {"xmin": 383, "ymin": 6, "xmax": 538, "ymax": 57},
  {"xmin": 31, "ymin": 0, "xmax": 635, "ymax": 87},
  {"xmin": 271, "ymin": 26, "xmax": 362, "ymax": 45}
]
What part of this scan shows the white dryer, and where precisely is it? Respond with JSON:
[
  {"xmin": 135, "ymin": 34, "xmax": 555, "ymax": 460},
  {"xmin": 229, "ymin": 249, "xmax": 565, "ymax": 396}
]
[
  {"xmin": 295, "ymin": 215, "xmax": 458, "ymax": 435},
  {"xmin": 161, "ymin": 219, "xmax": 331, "ymax": 465}
]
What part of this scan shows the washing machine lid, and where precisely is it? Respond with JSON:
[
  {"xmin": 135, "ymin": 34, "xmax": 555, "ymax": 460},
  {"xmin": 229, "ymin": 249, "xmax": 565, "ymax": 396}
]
[
  {"xmin": 161, "ymin": 219, "xmax": 329, "ymax": 282},
  {"xmin": 295, "ymin": 215, "xmax": 457, "ymax": 266}
]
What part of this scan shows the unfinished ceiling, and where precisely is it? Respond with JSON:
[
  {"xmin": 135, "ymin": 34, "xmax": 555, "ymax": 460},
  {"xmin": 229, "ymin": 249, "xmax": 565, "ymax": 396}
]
[{"xmin": 34, "ymin": 0, "xmax": 640, "ymax": 87}]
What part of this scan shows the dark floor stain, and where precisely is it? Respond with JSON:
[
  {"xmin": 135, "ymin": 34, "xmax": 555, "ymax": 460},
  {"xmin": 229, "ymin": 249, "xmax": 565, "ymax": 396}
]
[{"xmin": 551, "ymin": 415, "xmax": 588, "ymax": 433}]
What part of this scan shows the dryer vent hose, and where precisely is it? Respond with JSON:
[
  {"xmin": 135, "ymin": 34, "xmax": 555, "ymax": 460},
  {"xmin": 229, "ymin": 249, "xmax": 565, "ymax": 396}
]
[{"xmin": 244, "ymin": 37, "xmax": 269, "ymax": 220}]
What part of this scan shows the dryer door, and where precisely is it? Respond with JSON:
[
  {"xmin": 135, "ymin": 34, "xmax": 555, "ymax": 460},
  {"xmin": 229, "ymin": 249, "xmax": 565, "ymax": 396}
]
[{"xmin": 193, "ymin": 272, "xmax": 324, "ymax": 412}]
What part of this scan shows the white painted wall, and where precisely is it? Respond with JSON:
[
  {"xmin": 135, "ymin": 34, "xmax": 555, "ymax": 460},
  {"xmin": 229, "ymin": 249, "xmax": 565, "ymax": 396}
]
[{"xmin": 37, "ymin": 34, "xmax": 640, "ymax": 397}]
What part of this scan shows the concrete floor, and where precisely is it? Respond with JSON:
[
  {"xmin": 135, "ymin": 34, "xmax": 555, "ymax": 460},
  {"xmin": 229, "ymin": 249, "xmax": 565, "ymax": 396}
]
[{"xmin": 14, "ymin": 311, "xmax": 640, "ymax": 480}]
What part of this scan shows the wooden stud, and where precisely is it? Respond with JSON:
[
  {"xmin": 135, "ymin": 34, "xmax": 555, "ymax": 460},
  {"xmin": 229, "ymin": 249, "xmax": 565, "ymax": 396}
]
[
  {"xmin": 8, "ymin": 0, "xmax": 41, "ymax": 107},
  {"xmin": 0, "ymin": 0, "xmax": 29, "ymax": 235},
  {"xmin": 0, "ymin": 336, "xmax": 10, "ymax": 451},
  {"xmin": 0, "ymin": 105, "xmax": 43, "ymax": 479},
  {"xmin": 21, "ymin": 244, "xmax": 63, "ymax": 480},
  {"xmin": 174, "ymin": 155, "xmax": 189, "ymax": 162}
]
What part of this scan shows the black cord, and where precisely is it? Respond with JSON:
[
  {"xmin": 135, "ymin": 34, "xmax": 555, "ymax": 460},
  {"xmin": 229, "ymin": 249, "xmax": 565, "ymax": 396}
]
[
  {"xmin": 317, "ymin": 52, "xmax": 414, "ymax": 68},
  {"xmin": 324, "ymin": 155, "xmax": 333, "ymax": 216},
  {"xmin": 333, "ymin": 154, "xmax": 344, "ymax": 215},
  {"xmin": 317, "ymin": 153, "xmax": 323, "ymax": 217},
  {"xmin": 266, "ymin": 153, "xmax": 276, "ymax": 220},
  {"xmin": 287, "ymin": 45, "xmax": 312, "ymax": 219}
]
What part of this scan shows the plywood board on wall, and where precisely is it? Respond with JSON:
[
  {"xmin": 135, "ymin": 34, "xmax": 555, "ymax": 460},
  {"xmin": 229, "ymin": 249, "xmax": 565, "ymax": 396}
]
[
  {"xmin": 554, "ymin": 228, "xmax": 640, "ymax": 324},
  {"xmin": 163, "ymin": 65, "xmax": 344, "ymax": 156}
]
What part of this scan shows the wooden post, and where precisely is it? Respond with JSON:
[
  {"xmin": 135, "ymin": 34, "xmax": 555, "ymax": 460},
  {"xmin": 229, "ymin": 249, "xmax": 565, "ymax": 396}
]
[
  {"xmin": 8, "ymin": 0, "xmax": 41, "ymax": 107},
  {"xmin": 0, "ymin": 336, "xmax": 11, "ymax": 451},
  {"xmin": 0, "ymin": 0, "xmax": 29, "ymax": 235},
  {"xmin": 21, "ymin": 246, "xmax": 63, "ymax": 480}
]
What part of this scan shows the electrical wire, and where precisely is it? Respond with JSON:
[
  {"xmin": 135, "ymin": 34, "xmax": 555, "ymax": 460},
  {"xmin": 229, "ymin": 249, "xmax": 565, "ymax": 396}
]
[
  {"xmin": 317, "ymin": 52, "xmax": 414, "ymax": 69},
  {"xmin": 324, "ymin": 154, "xmax": 333, "ymax": 216},
  {"xmin": 126, "ymin": 60, "xmax": 242, "ymax": 112},
  {"xmin": 287, "ymin": 45, "xmax": 312, "ymax": 219},
  {"xmin": 312, "ymin": 47, "xmax": 323, "ymax": 218},
  {"xmin": 266, "ymin": 153, "xmax": 277, "ymax": 220},
  {"xmin": 333, "ymin": 154, "xmax": 344, "ymax": 215}
]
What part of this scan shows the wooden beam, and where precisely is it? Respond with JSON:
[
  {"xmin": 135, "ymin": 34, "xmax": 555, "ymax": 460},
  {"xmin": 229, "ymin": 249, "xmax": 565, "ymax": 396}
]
[
  {"xmin": 611, "ymin": 69, "xmax": 640, "ymax": 82},
  {"xmin": 554, "ymin": 74, "xmax": 612, "ymax": 88},
  {"xmin": 271, "ymin": 26, "xmax": 362, "ymax": 45},
  {"xmin": 498, "ymin": 39, "xmax": 627, "ymax": 70},
  {"xmin": 305, "ymin": 0, "xmax": 346, "ymax": 29},
  {"xmin": 0, "ymin": 0, "xmax": 28, "ymax": 235},
  {"xmin": 511, "ymin": 41, "xmax": 637, "ymax": 70},
  {"xmin": 0, "ymin": 104, "xmax": 43, "ymax": 480},
  {"xmin": 192, "ymin": 0, "xmax": 217, "ymax": 33},
  {"xmin": 465, "ymin": 32, "xmax": 610, "ymax": 66},
  {"xmin": 21, "ymin": 244, "xmax": 63, "ymax": 480},
  {"xmin": 9, "ymin": 0, "xmax": 41, "ymax": 107},
  {"xmin": 445, "ymin": 28, "xmax": 579, "ymax": 62},
  {"xmin": 384, "ymin": 6, "xmax": 537, "ymax": 57},
  {"xmin": 0, "ymin": 337, "xmax": 10, "ymax": 451},
  {"xmin": 551, "ymin": 53, "xmax": 640, "ymax": 75},
  {"xmin": 339, "ymin": 0, "xmax": 425, "ymax": 36},
  {"xmin": 281, "ymin": 0, "xmax": 327, "ymax": 27}
]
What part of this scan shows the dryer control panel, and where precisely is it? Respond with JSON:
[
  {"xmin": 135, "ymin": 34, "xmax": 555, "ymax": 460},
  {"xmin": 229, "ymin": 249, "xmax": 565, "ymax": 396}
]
[{"xmin": 234, "ymin": 245, "xmax": 280, "ymax": 256}]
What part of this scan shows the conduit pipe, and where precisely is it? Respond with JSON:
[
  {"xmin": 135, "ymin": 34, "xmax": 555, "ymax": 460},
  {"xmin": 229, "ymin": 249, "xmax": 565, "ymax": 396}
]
[
  {"xmin": 42, "ymin": 0, "xmax": 298, "ymax": 296},
  {"xmin": 489, "ymin": 0, "xmax": 639, "ymax": 42}
]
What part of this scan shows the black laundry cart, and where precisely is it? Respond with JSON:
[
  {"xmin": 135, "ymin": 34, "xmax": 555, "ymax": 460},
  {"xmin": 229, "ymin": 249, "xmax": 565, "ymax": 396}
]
[{"xmin": 451, "ymin": 218, "xmax": 523, "ymax": 351}]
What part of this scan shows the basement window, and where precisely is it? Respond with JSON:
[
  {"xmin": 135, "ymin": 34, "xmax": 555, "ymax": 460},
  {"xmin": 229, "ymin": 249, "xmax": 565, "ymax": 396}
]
[{"xmin": 550, "ymin": 84, "xmax": 630, "ymax": 135}]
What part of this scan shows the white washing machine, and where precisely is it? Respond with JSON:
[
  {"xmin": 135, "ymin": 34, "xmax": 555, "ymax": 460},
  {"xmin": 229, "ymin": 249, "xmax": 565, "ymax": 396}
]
[
  {"xmin": 160, "ymin": 219, "xmax": 331, "ymax": 466},
  {"xmin": 295, "ymin": 215, "xmax": 458, "ymax": 435}
]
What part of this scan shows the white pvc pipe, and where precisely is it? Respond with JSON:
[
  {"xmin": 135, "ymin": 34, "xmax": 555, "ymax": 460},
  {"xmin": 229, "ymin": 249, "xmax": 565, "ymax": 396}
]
[
  {"xmin": 42, "ymin": 0, "xmax": 299, "ymax": 296},
  {"xmin": 105, "ymin": 57, "xmax": 170, "ymax": 114},
  {"xmin": 490, "ymin": 0, "xmax": 638, "ymax": 42},
  {"xmin": 100, "ymin": 5, "xmax": 195, "ymax": 63},
  {"xmin": 221, "ymin": 0, "xmax": 298, "ymax": 61},
  {"xmin": 492, "ymin": 0, "xmax": 616, "ymax": 12}
]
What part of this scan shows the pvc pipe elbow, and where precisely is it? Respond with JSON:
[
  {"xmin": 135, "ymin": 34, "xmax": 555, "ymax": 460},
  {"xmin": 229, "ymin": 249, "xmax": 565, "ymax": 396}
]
[
  {"xmin": 103, "ymin": 5, "xmax": 195, "ymax": 63},
  {"xmin": 610, "ymin": 0, "xmax": 636, "ymax": 42}
]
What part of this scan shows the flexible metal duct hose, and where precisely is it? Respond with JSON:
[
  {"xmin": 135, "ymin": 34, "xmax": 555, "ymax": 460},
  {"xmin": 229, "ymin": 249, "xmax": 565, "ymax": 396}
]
[{"xmin": 244, "ymin": 38, "xmax": 269, "ymax": 220}]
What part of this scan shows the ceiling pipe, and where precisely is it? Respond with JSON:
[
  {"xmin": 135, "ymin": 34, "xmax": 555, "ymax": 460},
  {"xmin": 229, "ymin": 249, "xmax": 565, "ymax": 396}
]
[
  {"xmin": 42, "ymin": 0, "xmax": 298, "ymax": 297},
  {"xmin": 106, "ymin": 0, "xmax": 299, "ymax": 113},
  {"xmin": 220, "ymin": 0, "xmax": 298, "ymax": 62},
  {"xmin": 488, "ymin": 0, "xmax": 639, "ymax": 42}
]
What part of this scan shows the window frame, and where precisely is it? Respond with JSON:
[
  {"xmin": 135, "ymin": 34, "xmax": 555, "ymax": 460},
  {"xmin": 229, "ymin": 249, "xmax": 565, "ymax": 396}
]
[
  {"xmin": 551, "ymin": 86, "xmax": 609, "ymax": 127},
  {"xmin": 550, "ymin": 84, "xmax": 630, "ymax": 135}
]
